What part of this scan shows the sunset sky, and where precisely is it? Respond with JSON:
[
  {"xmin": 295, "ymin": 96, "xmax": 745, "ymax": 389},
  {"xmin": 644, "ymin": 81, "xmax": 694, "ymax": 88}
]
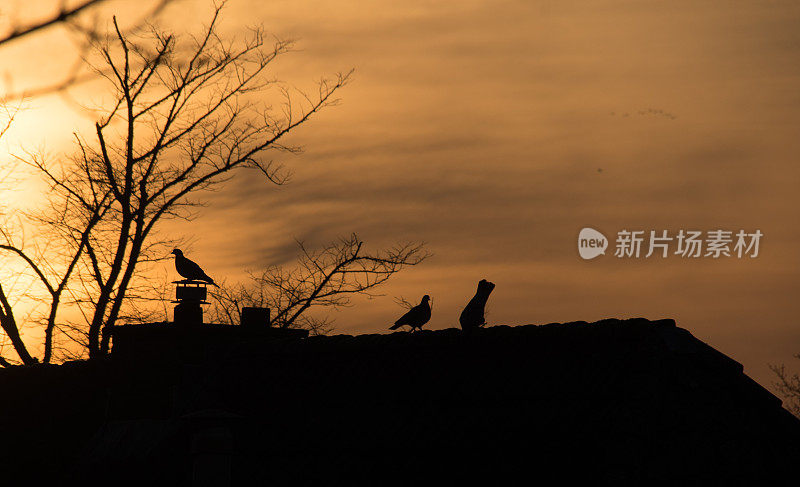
[{"xmin": 1, "ymin": 0, "xmax": 799, "ymax": 390}]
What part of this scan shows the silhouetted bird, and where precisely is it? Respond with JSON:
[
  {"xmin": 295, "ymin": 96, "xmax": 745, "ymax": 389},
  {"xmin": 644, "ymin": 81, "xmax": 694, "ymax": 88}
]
[
  {"xmin": 171, "ymin": 249, "xmax": 217, "ymax": 286},
  {"xmin": 390, "ymin": 295, "xmax": 431, "ymax": 332},
  {"xmin": 459, "ymin": 279, "xmax": 495, "ymax": 332}
]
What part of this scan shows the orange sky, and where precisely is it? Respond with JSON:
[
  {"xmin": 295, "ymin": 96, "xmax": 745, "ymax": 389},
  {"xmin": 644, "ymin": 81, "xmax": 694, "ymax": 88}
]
[{"xmin": 2, "ymin": 0, "xmax": 800, "ymax": 392}]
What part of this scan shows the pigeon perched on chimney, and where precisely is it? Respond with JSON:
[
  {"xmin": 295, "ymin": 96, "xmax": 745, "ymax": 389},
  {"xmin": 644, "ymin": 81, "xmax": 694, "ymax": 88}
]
[
  {"xmin": 171, "ymin": 249, "xmax": 217, "ymax": 286},
  {"xmin": 390, "ymin": 295, "xmax": 431, "ymax": 332}
]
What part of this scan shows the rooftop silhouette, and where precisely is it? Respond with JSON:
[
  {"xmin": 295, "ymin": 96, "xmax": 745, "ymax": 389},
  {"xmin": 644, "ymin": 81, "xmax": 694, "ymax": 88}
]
[{"xmin": 0, "ymin": 317, "xmax": 797, "ymax": 485}]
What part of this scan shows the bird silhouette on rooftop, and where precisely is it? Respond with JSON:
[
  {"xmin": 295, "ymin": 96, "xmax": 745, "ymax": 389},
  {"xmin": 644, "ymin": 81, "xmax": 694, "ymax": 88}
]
[
  {"xmin": 390, "ymin": 295, "xmax": 431, "ymax": 332},
  {"xmin": 459, "ymin": 279, "xmax": 495, "ymax": 332},
  {"xmin": 171, "ymin": 249, "xmax": 217, "ymax": 286}
]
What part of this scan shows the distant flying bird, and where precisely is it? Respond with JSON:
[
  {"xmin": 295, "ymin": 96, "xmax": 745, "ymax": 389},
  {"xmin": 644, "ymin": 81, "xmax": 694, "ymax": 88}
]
[
  {"xmin": 459, "ymin": 279, "xmax": 495, "ymax": 332},
  {"xmin": 171, "ymin": 249, "xmax": 217, "ymax": 286},
  {"xmin": 390, "ymin": 295, "xmax": 431, "ymax": 332}
]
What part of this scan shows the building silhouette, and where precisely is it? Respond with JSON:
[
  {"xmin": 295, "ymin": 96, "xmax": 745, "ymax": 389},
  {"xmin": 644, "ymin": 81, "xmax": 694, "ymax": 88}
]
[{"xmin": 0, "ymin": 317, "xmax": 798, "ymax": 485}]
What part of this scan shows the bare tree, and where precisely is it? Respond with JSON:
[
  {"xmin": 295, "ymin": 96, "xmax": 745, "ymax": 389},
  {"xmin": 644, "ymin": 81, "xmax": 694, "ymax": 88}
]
[
  {"xmin": 771, "ymin": 357, "xmax": 800, "ymax": 417},
  {"xmin": 0, "ymin": 2, "xmax": 350, "ymax": 365},
  {"xmin": 209, "ymin": 234, "xmax": 427, "ymax": 335}
]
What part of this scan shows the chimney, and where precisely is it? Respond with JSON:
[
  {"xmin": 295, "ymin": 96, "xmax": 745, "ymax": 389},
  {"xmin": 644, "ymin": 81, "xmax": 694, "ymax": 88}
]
[
  {"xmin": 174, "ymin": 280, "xmax": 209, "ymax": 325},
  {"xmin": 240, "ymin": 307, "xmax": 270, "ymax": 329}
]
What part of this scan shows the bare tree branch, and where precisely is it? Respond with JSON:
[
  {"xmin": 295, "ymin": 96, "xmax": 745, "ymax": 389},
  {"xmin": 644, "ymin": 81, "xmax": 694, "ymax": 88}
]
[
  {"xmin": 0, "ymin": 0, "xmax": 105, "ymax": 46},
  {"xmin": 209, "ymin": 234, "xmax": 428, "ymax": 335},
  {"xmin": 771, "ymin": 358, "xmax": 800, "ymax": 417},
  {"xmin": 0, "ymin": 0, "xmax": 176, "ymax": 101}
]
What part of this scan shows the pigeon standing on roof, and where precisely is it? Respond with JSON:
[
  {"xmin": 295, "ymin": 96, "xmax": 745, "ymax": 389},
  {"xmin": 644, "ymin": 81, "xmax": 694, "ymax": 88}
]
[
  {"xmin": 171, "ymin": 249, "xmax": 217, "ymax": 286},
  {"xmin": 459, "ymin": 279, "xmax": 495, "ymax": 332},
  {"xmin": 390, "ymin": 295, "xmax": 431, "ymax": 332}
]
